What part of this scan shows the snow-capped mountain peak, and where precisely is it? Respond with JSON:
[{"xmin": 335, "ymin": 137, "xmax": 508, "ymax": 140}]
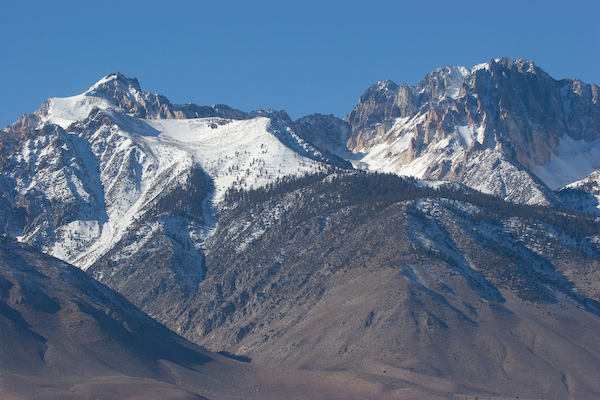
[
  {"xmin": 0, "ymin": 73, "xmax": 345, "ymax": 315},
  {"xmin": 32, "ymin": 72, "xmax": 153, "ymax": 130},
  {"xmin": 321, "ymin": 58, "xmax": 599, "ymax": 207},
  {"xmin": 369, "ymin": 80, "xmax": 400, "ymax": 99},
  {"xmin": 83, "ymin": 72, "xmax": 148, "ymax": 109},
  {"xmin": 85, "ymin": 71, "xmax": 142, "ymax": 94}
]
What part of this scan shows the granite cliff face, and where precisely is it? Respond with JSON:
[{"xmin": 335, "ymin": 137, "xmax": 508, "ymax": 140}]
[
  {"xmin": 345, "ymin": 65, "xmax": 471, "ymax": 152},
  {"xmin": 296, "ymin": 58, "xmax": 600, "ymax": 206},
  {"xmin": 345, "ymin": 58, "xmax": 599, "ymax": 160}
]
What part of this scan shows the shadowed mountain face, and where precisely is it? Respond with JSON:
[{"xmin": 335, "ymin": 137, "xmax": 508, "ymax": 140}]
[{"xmin": 0, "ymin": 237, "xmax": 261, "ymax": 400}]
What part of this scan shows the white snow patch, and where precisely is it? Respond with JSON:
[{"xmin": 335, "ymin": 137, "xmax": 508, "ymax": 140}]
[
  {"xmin": 50, "ymin": 220, "xmax": 101, "ymax": 263},
  {"xmin": 472, "ymin": 62, "xmax": 490, "ymax": 72},
  {"xmin": 456, "ymin": 125, "xmax": 475, "ymax": 147},
  {"xmin": 534, "ymin": 136, "xmax": 600, "ymax": 190},
  {"xmin": 445, "ymin": 66, "xmax": 470, "ymax": 99},
  {"xmin": 40, "ymin": 95, "xmax": 115, "ymax": 129}
]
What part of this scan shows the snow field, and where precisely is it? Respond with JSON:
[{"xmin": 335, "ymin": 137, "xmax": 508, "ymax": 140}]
[
  {"xmin": 534, "ymin": 136, "xmax": 600, "ymax": 190},
  {"xmin": 35, "ymin": 104, "xmax": 327, "ymax": 270},
  {"xmin": 146, "ymin": 116, "xmax": 325, "ymax": 205}
]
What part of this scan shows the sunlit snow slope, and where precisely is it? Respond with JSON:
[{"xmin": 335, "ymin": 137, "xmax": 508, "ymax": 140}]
[
  {"xmin": 18, "ymin": 75, "xmax": 330, "ymax": 268},
  {"xmin": 147, "ymin": 117, "xmax": 328, "ymax": 204},
  {"xmin": 0, "ymin": 73, "xmax": 336, "ymax": 320}
]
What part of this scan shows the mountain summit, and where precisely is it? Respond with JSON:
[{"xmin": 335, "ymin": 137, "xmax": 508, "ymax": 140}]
[
  {"xmin": 309, "ymin": 58, "xmax": 599, "ymax": 207},
  {"xmin": 0, "ymin": 71, "xmax": 346, "ymax": 322}
]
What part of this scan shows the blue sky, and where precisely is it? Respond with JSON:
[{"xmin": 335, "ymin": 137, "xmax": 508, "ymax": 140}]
[{"xmin": 1, "ymin": 0, "xmax": 599, "ymax": 128}]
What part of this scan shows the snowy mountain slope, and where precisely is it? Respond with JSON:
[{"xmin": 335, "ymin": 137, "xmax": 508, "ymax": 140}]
[
  {"xmin": 0, "ymin": 121, "xmax": 108, "ymax": 252},
  {"xmin": 0, "ymin": 73, "xmax": 342, "ymax": 320},
  {"xmin": 147, "ymin": 118, "xmax": 323, "ymax": 201},
  {"xmin": 534, "ymin": 136, "xmax": 600, "ymax": 190},
  {"xmin": 558, "ymin": 169, "xmax": 600, "ymax": 213},
  {"xmin": 294, "ymin": 58, "xmax": 599, "ymax": 206}
]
